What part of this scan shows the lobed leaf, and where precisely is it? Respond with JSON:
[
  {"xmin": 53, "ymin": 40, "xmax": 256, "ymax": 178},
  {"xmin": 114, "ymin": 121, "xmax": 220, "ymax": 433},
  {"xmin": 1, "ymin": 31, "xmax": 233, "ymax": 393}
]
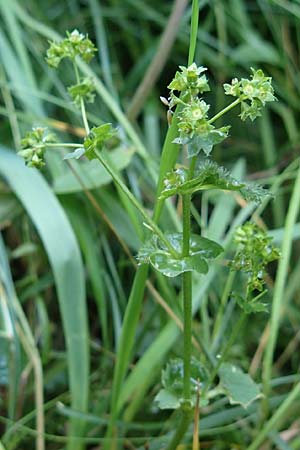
[
  {"xmin": 219, "ymin": 363, "xmax": 263, "ymax": 408},
  {"xmin": 138, "ymin": 232, "xmax": 223, "ymax": 278}
]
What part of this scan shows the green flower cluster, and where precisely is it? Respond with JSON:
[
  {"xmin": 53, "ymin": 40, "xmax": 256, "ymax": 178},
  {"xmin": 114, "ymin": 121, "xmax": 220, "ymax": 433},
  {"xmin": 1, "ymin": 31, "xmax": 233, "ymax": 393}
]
[
  {"xmin": 168, "ymin": 63, "xmax": 210, "ymax": 106},
  {"xmin": 167, "ymin": 63, "xmax": 230, "ymax": 157},
  {"xmin": 231, "ymin": 222, "xmax": 280, "ymax": 294},
  {"xmin": 18, "ymin": 127, "xmax": 56, "ymax": 168},
  {"xmin": 224, "ymin": 68, "xmax": 276, "ymax": 121},
  {"xmin": 46, "ymin": 29, "xmax": 96, "ymax": 68},
  {"xmin": 68, "ymin": 77, "xmax": 95, "ymax": 107}
]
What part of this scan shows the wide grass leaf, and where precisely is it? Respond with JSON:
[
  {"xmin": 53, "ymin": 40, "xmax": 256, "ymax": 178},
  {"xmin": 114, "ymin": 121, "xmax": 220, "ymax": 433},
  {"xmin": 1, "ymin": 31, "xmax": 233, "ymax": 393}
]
[
  {"xmin": 53, "ymin": 147, "xmax": 134, "ymax": 194},
  {"xmin": 0, "ymin": 146, "xmax": 89, "ymax": 450}
]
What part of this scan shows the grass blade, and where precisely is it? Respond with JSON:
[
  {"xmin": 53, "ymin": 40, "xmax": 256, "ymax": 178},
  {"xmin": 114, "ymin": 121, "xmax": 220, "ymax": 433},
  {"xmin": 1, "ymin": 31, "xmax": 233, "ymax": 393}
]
[{"xmin": 0, "ymin": 146, "xmax": 89, "ymax": 450}]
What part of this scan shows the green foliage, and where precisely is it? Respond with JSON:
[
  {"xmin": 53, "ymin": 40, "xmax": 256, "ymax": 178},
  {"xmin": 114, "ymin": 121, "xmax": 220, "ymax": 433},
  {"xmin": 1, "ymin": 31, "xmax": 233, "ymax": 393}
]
[
  {"xmin": 218, "ymin": 363, "xmax": 263, "ymax": 408},
  {"xmin": 160, "ymin": 159, "xmax": 269, "ymax": 202},
  {"xmin": 83, "ymin": 124, "xmax": 118, "ymax": 160},
  {"xmin": 138, "ymin": 232, "xmax": 223, "ymax": 277},
  {"xmin": 18, "ymin": 127, "xmax": 56, "ymax": 168},
  {"xmin": 68, "ymin": 78, "xmax": 96, "ymax": 107},
  {"xmin": 46, "ymin": 29, "xmax": 96, "ymax": 68},
  {"xmin": 2, "ymin": 2, "xmax": 299, "ymax": 450},
  {"xmin": 155, "ymin": 358, "xmax": 209, "ymax": 410}
]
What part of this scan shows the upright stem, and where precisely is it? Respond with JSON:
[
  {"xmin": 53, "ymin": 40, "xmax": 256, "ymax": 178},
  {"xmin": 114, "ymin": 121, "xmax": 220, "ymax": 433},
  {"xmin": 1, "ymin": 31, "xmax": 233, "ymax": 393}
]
[
  {"xmin": 188, "ymin": 0, "xmax": 199, "ymax": 66},
  {"xmin": 73, "ymin": 61, "xmax": 90, "ymax": 135},
  {"xmin": 182, "ymin": 195, "xmax": 192, "ymax": 401},
  {"xmin": 182, "ymin": 153, "xmax": 197, "ymax": 402}
]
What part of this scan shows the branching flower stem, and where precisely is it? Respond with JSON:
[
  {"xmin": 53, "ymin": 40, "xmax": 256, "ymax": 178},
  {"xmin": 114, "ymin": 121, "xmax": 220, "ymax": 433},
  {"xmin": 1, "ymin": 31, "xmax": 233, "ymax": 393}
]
[
  {"xmin": 94, "ymin": 149, "xmax": 179, "ymax": 259},
  {"xmin": 37, "ymin": 143, "xmax": 83, "ymax": 149},
  {"xmin": 208, "ymin": 98, "xmax": 241, "ymax": 124}
]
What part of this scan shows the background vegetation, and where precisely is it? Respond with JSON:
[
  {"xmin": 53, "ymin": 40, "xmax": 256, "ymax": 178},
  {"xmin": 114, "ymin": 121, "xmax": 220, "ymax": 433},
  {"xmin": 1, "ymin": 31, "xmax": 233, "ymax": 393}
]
[{"xmin": 0, "ymin": 0, "xmax": 300, "ymax": 449}]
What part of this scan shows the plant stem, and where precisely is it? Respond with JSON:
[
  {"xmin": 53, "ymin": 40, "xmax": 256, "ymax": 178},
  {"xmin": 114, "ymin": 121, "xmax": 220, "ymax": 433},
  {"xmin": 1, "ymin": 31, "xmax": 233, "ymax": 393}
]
[
  {"xmin": 73, "ymin": 61, "xmax": 90, "ymax": 134},
  {"xmin": 182, "ymin": 152, "xmax": 198, "ymax": 402},
  {"xmin": 166, "ymin": 409, "xmax": 193, "ymax": 450},
  {"xmin": 38, "ymin": 143, "xmax": 83, "ymax": 149},
  {"xmin": 202, "ymin": 312, "xmax": 247, "ymax": 397},
  {"xmin": 182, "ymin": 219, "xmax": 192, "ymax": 401},
  {"xmin": 208, "ymin": 98, "xmax": 241, "ymax": 124},
  {"xmin": 188, "ymin": 0, "xmax": 199, "ymax": 65},
  {"xmin": 94, "ymin": 149, "xmax": 179, "ymax": 258}
]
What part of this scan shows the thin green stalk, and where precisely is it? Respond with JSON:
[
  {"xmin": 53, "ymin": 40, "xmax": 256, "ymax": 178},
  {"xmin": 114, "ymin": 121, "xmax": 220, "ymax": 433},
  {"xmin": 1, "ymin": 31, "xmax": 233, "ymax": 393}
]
[
  {"xmin": 73, "ymin": 62, "xmax": 90, "ymax": 134},
  {"xmin": 263, "ymin": 161, "xmax": 300, "ymax": 396},
  {"xmin": 40, "ymin": 143, "xmax": 82, "ymax": 149},
  {"xmin": 212, "ymin": 271, "xmax": 236, "ymax": 345},
  {"xmin": 208, "ymin": 98, "xmax": 241, "ymax": 124},
  {"xmin": 246, "ymin": 382, "xmax": 300, "ymax": 450},
  {"xmin": 188, "ymin": 0, "xmax": 199, "ymax": 65},
  {"xmin": 166, "ymin": 409, "xmax": 193, "ymax": 450},
  {"xmin": 94, "ymin": 149, "xmax": 178, "ymax": 258},
  {"xmin": 182, "ymin": 196, "xmax": 192, "ymax": 401},
  {"xmin": 202, "ymin": 312, "xmax": 247, "ymax": 397},
  {"xmin": 182, "ymin": 153, "xmax": 198, "ymax": 402}
]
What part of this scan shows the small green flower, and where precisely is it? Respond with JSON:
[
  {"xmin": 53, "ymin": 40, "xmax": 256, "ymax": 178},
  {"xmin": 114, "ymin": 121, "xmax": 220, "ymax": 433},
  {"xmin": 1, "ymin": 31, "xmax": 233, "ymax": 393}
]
[
  {"xmin": 168, "ymin": 63, "xmax": 210, "ymax": 95},
  {"xmin": 19, "ymin": 127, "xmax": 56, "ymax": 168},
  {"xmin": 46, "ymin": 29, "xmax": 97, "ymax": 68}
]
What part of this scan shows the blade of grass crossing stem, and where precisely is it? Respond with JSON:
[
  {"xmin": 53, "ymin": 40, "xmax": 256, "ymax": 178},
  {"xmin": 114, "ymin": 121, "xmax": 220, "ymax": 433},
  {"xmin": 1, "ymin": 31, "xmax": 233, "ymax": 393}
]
[
  {"xmin": 63, "ymin": 197, "xmax": 109, "ymax": 348},
  {"xmin": 246, "ymin": 382, "xmax": 300, "ymax": 450},
  {"xmin": 104, "ymin": 264, "xmax": 149, "ymax": 448},
  {"xmin": 263, "ymin": 161, "xmax": 300, "ymax": 397},
  {"xmin": 0, "ymin": 3, "xmax": 38, "ymax": 94},
  {"xmin": 0, "ymin": 147, "xmax": 89, "ymax": 450},
  {"xmin": 0, "ymin": 234, "xmax": 45, "ymax": 450},
  {"xmin": 0, "ymin": 237, "xmax": 22, "ymax": 422},
  {"xmin": 88, "ymin": 0, "xmax": 118, "ymax": 100}
]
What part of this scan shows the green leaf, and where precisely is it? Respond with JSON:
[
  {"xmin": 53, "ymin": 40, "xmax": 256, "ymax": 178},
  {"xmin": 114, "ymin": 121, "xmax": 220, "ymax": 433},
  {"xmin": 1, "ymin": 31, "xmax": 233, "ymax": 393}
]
[
  {"xmin": 235, "ymin": 293, "xmax": 269, "ymax": 314},
  {"xmin": 0, "ymin": 146, "xmax": 89, "ymax": 446},
  {"xmin": 68, "ymin": 78, "xmax": 95, "ymax": 107},
  {"xmin": 219, "ymin": 363, "xmax": 263, "ymax": 408},
  {"xmin": 154, "ymin": 389, "xmax": 181, "ymax": 410},
  {"xmin": 160, "ymin": 160, "xmax": 245, "ymax": 200},
  {"xmin": 155, "ymin": 358, "xmax": 209, "ymax": 410},
  {"xmin": 83, "ymin": 123, "xmax": 118, "ymax": 160},
  {"xmin": 138, "ymin": 232, "xmax": 223, "ymax": 278},
  {"xmin": 187, "ymin": 126, "xmax": 230, "ymax": 157},
  {"xmin": 63, "ymin": 147, "xmax": 85, "ymax": 160},
  {"xmin": 150, "ymin": 252, "xmax": 208, "ymax": 278}
]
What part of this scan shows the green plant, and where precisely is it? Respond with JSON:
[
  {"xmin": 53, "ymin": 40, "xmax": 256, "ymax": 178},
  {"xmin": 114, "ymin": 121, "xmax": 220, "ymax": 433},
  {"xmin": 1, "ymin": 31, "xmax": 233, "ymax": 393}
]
[{"xmin": 16, "ymin": 10, "xmax": 282, "ymax": 448}]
